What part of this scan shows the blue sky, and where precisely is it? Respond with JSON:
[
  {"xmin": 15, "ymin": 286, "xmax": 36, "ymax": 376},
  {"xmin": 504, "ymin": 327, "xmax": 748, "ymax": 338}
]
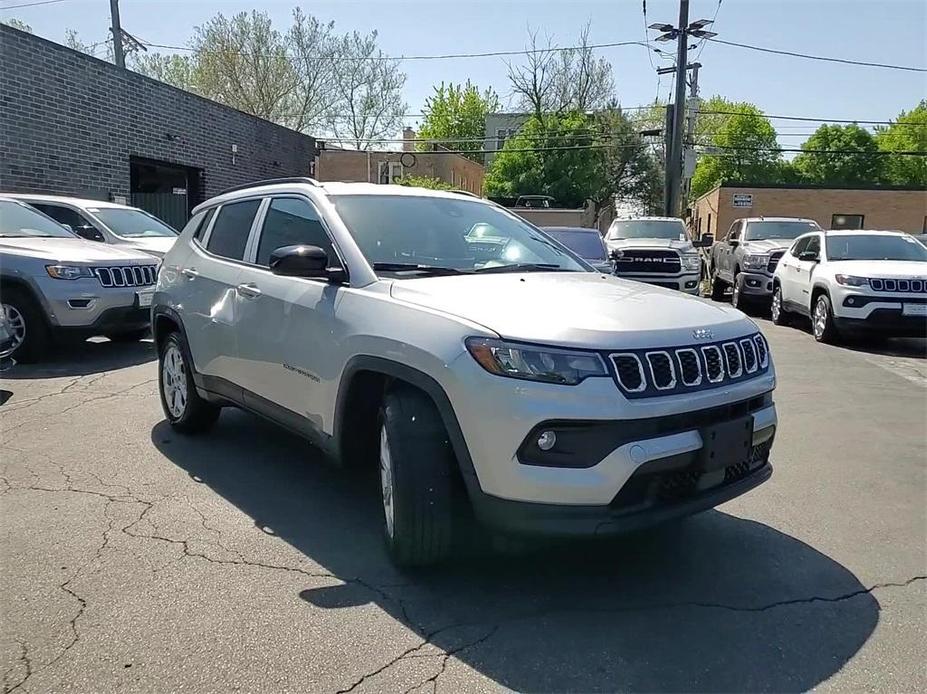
[{"xmin": 4, "ymin": 0, "xmax": 926, "ymax": 145}]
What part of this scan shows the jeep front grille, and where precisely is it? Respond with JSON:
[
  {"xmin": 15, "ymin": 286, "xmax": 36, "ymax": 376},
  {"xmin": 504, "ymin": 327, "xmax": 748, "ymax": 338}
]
[
  {"xmin": 869, "ymin": 278, "xmax": 926, "ymax": 293},
  {"xmin": 611, "ymin": 334, "xmax": 769, "ymax": 399},
  {"xmin": 93, "ymin": 265, "xmax": 158, "ymax": 288},
  {"xmin": 613, "ymin": 249, "xmax": 681, "ymax": 275}
]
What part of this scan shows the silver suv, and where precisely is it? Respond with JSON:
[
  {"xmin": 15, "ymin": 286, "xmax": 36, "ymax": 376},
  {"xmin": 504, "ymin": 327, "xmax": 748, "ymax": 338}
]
[
  {"xmin": 0, "ymin": 198, "xmax": 159, "ymax": 362},
  {"xmin": 153, "ymin": 178, "xmax": 778, "ymax": 566}
]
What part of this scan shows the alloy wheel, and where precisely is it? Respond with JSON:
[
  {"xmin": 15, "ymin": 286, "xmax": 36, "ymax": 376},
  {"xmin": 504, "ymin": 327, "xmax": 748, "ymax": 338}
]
[
  {"xmin": 161, "ymin": 344, "xmax": 187, "ymax": 418},
  {"xmin": 1, "ymin": 303, "xmax": 26, "ymax": 353},
  {"xmin": 813, "ymin": 298, "xmax": 828, "ymax": 339},
  {"xmin": 771, "ymin": 289, "xmax": 781, "ymax": 322},
  {"xmin": 379, "ymin": 426, "xmax": 395, "ymax": 539}
]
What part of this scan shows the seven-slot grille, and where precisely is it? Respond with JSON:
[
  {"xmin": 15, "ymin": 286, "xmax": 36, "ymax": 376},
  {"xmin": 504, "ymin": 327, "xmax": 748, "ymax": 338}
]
[
  {"xmin": 611, "ymin": 334, "xmax": 769, "ymax": 398},
  {"xmin": 92, "ymin": 265, "xmax": 158, "ymax": 288},
  {"xmin": 766, "ymin": 251, "xmax": 785, "ymax": 273},
  {"xmin": 869, "ymin": 278, "xmax": 926, "ymax": 293},
  {"xmin": 614, "ymin": 249, "xmax": 681, "ymax": 275}
]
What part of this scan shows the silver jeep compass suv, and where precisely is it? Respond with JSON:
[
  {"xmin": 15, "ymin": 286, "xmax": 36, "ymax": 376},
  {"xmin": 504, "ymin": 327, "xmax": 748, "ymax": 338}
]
[{"xmin": 153, "ymin": 178, "xmax": 778, "ymax": 566}]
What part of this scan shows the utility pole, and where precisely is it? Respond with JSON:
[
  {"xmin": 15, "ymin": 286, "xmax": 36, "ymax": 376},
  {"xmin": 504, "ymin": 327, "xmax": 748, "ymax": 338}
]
[
  {"xmin": 649, "ymin": 4, "xmax": 716, "ymax": 217},
  {"xmin": 109, "ymin": 0, "xmax": 125, "ymax": 68},
  {"xmin": 681, "ymin": 63, "xmax": 701, "ymax": 205}
]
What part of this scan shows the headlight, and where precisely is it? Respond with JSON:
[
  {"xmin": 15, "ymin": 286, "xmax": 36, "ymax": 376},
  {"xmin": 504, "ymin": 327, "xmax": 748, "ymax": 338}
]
[
  {"xmin": 742, "ymin": 254, "xmax": 770, "ymax": 270},
  {"xmin": 465, "ymin": 337, "xmax": 607, "ymax": 385},
  {"xmin": 681, "ymin": 254, "xmax": 701, "ymax": 271},
  {"xmin": 834, "ymin": 274, "xmax": 869, "ymax": 287},
  {"xmin": 46, "ymin": 265, "xmax": 94, "ymax": 280}
]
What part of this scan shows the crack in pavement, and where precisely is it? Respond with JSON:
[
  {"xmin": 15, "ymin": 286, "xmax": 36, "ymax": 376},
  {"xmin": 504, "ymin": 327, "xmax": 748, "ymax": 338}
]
[
  {"xmin": 2, "ymin": 641, "xmax": 31, "ymax": 694},
  {"xmin": 401, "ymin": 625, "xmax": 500, "ymax": 694}
]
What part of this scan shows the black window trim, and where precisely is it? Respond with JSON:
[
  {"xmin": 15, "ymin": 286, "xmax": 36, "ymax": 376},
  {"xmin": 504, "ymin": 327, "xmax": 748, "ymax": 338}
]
[{"xmin": 247, "ymin": 193, "xmax": 351, "ymax": 282}]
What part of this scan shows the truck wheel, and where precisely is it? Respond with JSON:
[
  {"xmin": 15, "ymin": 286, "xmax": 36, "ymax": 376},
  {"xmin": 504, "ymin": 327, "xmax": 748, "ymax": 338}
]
[
  {"xmin": 731, "ymin": 274, "xmax": 749, "ymax": 312},
  {"xmin": 0, "ymin": 287, "xmax": 51, "ymax": 363},
  {"xmin": 771, "ymin": 285, "xmax": 790, "ymax": 326},
  {"xmin": 710, "ymin": 267, "xmax": 727, "ymax": 301},
  {"xmin": 378, "ymin": 384, "xmax": 460, "ymax": 567},
  {"xmin": 812, "ymin": 294, "xmax": 839, "ymax": 344},
  {"xmin": 158, "ymin": 331, "xmax": 220, "ymax": 433}
]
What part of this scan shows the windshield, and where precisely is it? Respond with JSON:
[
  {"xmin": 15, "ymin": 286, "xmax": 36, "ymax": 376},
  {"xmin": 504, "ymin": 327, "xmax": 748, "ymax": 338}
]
[
  {"xmin": 608, "ymin": 220, "xmax": 685, "ymax": 240},
  {"xmin": 544, "ymin": 229, "xmax": 607, "ymax": 260},
  {"xmin": 0, "ymin": 200, "xmax": 76, "ymax": 238},
  {"xmin": 331, "ymin": 195, "xmax": 587, "ymax": 274},
  {"xmin": 745, "ymin": 221, "xmax": 819, "ymax": 241},
  {"xmin": 89, "ymin": 208, "xmax": 178, "ymax": 238},
  {"xmin": 826, "ymin": 234, "xmax": 927, "ymax": 262}
]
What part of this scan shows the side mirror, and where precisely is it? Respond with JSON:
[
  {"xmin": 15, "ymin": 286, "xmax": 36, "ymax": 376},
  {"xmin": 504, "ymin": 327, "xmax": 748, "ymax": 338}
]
[
  {"xmin": 61, "ymin": 223, "xmax": 74, "ymax": 233},
  {"xmin": 74, "ymin": 225, "xmax": 104, "ymax": 242},
  {"xmin": 270, "ymin": 245, "xmax": 345, "ymax": 282},
  {"xmin": 693, "ymin": 234, "xmax": 714, "ymax": 248},
  {"xmin": 729, "ymin": 238, "xmax": 740, "ymax": 247},
  {"xmin": 609, "ymin": 249, "xmax": 622, "ymax": 260},
  {"xmin": 798, "ymin": 250, "xmax": 819, "ymax": 262}
]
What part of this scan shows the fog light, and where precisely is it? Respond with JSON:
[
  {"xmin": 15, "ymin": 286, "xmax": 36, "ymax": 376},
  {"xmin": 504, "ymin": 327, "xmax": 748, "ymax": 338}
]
[
  {"xmin": 537, "ymin": 430, "xmax": 557, "ymax": 451},
  {"xmin": 746, "ymin": 278, "xmax": 760, "ymax": 287},
  {"xmin": 685, "ymin": 280, "xmax": 698, "ymax": 289},
  {"xmin": 847, "ymin": 297, "xmax": 856, "ymax": 306}
]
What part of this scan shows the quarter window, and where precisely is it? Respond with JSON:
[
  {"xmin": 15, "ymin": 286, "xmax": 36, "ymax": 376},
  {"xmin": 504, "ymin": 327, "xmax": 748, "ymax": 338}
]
[
  {"xmin": 256, "ymin": 198, "xmax": 338, "ymax": 268},
  {"xmin": 192, "ymin": 208, "xmax": 216, "ymax": 241},
  {"xmin": 206, "ymin": 199, "xmax": 260, "ymax": 261}
]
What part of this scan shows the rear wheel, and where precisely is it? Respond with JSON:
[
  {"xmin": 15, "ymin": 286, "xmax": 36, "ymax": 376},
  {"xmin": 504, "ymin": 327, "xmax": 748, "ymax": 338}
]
[
  {"xmin": 158, "ymin": 332, "xmax": 220, "ymax": 433},
  {"xmin": 812, "ymin": 294, "xmax": 839, "ymax": 344},
  {"xmin": 0, "ymin": 287, "xmax": 50, "ymax": 363},
  {"xmin": 378, "ymin": 385, "xmax": 461, "ymax": 567},
  {"xmin": 771, "ymin": 285, "xmax": 790, "ymax": 326}
]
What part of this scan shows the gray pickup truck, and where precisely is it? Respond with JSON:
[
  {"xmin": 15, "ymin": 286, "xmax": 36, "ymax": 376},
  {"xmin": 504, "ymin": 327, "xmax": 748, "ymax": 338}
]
[{"xmin": 708, "ymin": 217, "xmax": 822, "ymax": 310}]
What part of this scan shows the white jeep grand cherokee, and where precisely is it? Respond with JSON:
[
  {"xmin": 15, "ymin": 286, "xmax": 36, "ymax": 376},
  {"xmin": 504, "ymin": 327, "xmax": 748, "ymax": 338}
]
[{"xmin": 153, "ymin": 178, "xmax": 778, "ymax": 566}]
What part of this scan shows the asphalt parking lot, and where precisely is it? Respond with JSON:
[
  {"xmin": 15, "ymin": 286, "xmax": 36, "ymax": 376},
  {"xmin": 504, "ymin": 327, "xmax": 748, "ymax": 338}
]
[{"xmin": 1, "ymin": 319, "xmax": 925, "ymax": 693}]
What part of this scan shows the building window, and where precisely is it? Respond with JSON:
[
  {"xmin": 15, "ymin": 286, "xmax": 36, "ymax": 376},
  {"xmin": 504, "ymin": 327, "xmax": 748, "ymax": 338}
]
[
  {"xmin": 496, "ymin": 128, "xmax": 518, "ymax": 150},
  {"xmin": 707, "ymin": 213, "xmax": 712, "ymax": 234},
  {"xmin": 832, "ymin": 214, "xmax": 864, "ymax": 230},
  {"xmin": 378, "ymin": 161, "xmax": 403, "ymax": 184}
]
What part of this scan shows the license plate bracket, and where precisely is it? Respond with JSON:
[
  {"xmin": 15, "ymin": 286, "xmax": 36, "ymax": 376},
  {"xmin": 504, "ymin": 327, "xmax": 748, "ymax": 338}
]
[
  {"xmin": 902, "ymin": 303, "xmax": 926, "ymax": 317},
  {"xmin": 136, "ymin": 291, "xmax": 153, "ymax": 308},
  {"xmin": 700, "ymin": 416, "xmax": 753, "ymax": 471}
]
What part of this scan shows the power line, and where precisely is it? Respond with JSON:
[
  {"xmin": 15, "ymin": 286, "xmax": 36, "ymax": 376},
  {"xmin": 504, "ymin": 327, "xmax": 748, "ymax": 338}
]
[
  {"xmin": 0, "ymin": 0, "xmax": 70, "ymax": 10},
  {"xmin": 699, "ymin": 110, "xmax": 924, "ymax": 126},
  {"xmin": 707, "ymin": 37, "xmax": 926, "ymax": 73}
]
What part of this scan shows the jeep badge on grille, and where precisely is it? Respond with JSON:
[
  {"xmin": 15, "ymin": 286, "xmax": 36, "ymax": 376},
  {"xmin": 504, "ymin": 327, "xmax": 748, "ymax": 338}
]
[{"xmin": 692, "ymin": 328, "xmax": 713, "ymax": 340}]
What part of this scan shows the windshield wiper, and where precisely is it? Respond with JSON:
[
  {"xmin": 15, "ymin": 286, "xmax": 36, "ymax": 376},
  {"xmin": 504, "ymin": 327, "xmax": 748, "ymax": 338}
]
[
  {"xmin": 474, "ymin": 263, "xmax": 565, "ymax": 274},
  {"xmin": 372, "ymin": 262, "xmax": 469, "ymax": 276}
]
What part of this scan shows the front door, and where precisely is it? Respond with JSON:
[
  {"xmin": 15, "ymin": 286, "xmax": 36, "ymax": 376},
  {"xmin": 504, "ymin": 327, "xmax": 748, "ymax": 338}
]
[
  {"xmin": 792, "ymin": 234, "xmax": 822, "ymax": 311},
  {"xmin": 234, "ymin": 196, "xmax": 346, "ymax": 428}
]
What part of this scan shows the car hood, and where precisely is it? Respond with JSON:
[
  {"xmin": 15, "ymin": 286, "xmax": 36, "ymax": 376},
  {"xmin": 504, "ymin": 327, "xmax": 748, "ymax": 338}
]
[
  {"xmin": 607, "ymin": 238, "xmax": 694, "ymax": 253},
  {"xmin": 741, "ymin": 239, "xmax": 795, "ymax": 253},
  {"xmin": 117, "ymin": 236, "xmax": 176, "ymax": 258},
  {"xmin": 826, "ymin": 260, "xmax": 927, "ymax": 278},
  {"xmin": 389, "ymin": 272, "xmax": 752, "ymax": 349},
  {"xmin": 0, "ymin": 237, "xmax": 157, "ymax": 263}
]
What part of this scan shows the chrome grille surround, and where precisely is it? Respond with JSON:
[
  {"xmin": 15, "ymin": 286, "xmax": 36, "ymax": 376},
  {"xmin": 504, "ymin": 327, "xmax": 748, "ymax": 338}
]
[{"xmin": 93, "ymin": 264, "xmax": 158, "ymax": 288}]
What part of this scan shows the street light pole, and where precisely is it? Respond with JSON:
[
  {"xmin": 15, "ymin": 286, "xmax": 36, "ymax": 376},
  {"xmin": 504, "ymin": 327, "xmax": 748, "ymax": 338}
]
[{"xmin": 666, "ymin": 0, "xmax": 689, "ymax": 217}]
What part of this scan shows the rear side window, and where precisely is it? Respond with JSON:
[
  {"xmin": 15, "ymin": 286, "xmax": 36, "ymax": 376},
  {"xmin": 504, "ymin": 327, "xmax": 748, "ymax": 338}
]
[
  {"xmin": 206, "ymin": 200, "xmax": 260, "ymax": 260},
  {"xmin": 192, "ymin": 208, "xmax": 216, "ymax": 241},
  {"xmin": 256, "ymin": 197, "xmax": 338, "ymax": 267}
]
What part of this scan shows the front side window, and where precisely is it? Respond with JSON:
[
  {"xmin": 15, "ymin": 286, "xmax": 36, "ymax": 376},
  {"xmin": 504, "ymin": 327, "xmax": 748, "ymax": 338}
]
[
  {"xmin": 331, "ymin": 194, "xmax": 587, "ymax": 275},
  {"xmin": 745, "ymin": 221, "xmax": 820, "ymax": 241},
  {"xmin": 790, "ymin": 236, "xmax": 811, "ymax": 257},
  {"xmin": 206, "ymin": 199, "xmax": 261, "ymax": 261},
  {"xmin": 88, "ymin": 208, "xmax": 178, "ymax": 238},
  {"xmin": 825, "ymin": 234, "xmax": 927, "ymax": 262},
  {"xmin": 805, "ymin": 235, "xmax": 821, "ymax": 256},
  {"xmin": 608, "ymin": 220, "xmax": 686, "ymax": 241},
  {"xmin": 727, "ymin": 221, "xmax": 741, "ymax": 240},
  {"xmin": 256, "ymin": 198, "xmax": 338, "ymax": 267},
  {"xmin": 30, "ymin": 203, "xmax": 99, "ymax": 240},
  {"xmin": 0, "ymin": 200, "xmax": 76, "ymax": 238}
]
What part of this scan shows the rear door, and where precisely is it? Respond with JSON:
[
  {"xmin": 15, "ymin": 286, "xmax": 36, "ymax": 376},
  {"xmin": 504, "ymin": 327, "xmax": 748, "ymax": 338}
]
[
  {"xmin": 234, "ymin": 195, "xmax": 346, "ymax": 426},
  {"xmin": 182, "ymin": 198, "xmax": 263, "ymax": 383}
]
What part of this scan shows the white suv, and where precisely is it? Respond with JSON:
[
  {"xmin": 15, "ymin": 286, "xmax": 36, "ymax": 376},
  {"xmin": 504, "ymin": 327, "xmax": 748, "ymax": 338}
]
[
  {"xmin": 772, "ymin": 229, "xmax": 927, "ymax": 342},
  {"xmin": 153, "ymin": 178, "xmax": 778, "ymax": 566}
]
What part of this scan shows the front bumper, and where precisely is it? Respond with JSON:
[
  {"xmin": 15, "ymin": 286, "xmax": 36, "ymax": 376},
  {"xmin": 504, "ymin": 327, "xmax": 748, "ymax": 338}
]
[
  {"xmin": 833, "ymin": 292, "xmax": 927, "ymax": 336},
  {"xmin": 737, "ymin": 271, "xmax": 775, "ymax": 299},
  {"xmin": 614, "ymin": 272, "xmax": 701, "ymax": 294},
  {"xmin": 38, "ymin": 277, "xmax": 153, "ymax": 329},
  {"xmin": 52, "ymin": 306, "xmax": 151, "ymax": 339}
]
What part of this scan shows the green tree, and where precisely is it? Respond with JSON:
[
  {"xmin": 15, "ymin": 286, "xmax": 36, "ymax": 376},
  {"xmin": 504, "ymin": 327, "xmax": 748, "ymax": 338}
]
[
  {"xmin": 691, "ymin": 101, "xmax": 783, "ymax": 199},
  {"xmin": 876, "ymin": 101, "xmax": 927, "ymax": 186},
  {"xmin": 416, "ymin": 81, "xmax": 500, "ymax": 163},
  {"xmin": 793, "ymin": 124, "xmax": 885, "ymax": 185},
  {"xmin": 396, "ymin": 175, "xmax": 455, "ymax": 191}
]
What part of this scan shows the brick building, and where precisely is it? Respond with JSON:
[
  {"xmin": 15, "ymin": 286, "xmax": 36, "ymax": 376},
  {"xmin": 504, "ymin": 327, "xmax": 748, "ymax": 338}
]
[
  {"xmin": 0, "ymin": 25, "xmax": 315, "ymax": 229},
  {"xmin": 691, "ymin": 183, "xmax": 927, "ymax": 240},
  {"xmin": 315, "ymin": 128, "xmax": 484, "ymax": 195}
]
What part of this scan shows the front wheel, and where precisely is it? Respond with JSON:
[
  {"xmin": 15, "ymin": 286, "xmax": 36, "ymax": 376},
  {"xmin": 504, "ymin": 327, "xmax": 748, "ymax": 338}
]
[
  {"xmin": 731, "ymin": 274, "xmax": 750, "ymax": 312},
  {"xmin": 771, "ymin": 286, "xmax": 790, "ymax": 326},
  {"xmin": 0, "ymin": 288, "xmax": 50, "ymax": 363},
  {"xmin": 378, "ymin": 385, "xmax": 461, "ymax": 567},
  {"xmin": 158, "ymin": 332, "xmax": 220, "ymax": 433},
  {"xmin": 812, "ymin": 294, "xmax": 839, "ymax": 344},
  {"xmin": 710, "ymin": 267, "xmax": 727, "ymax": 301}
]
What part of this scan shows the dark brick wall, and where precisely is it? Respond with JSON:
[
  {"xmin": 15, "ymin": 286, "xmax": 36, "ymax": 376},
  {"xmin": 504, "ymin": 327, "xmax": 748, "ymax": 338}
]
[{"xmin": 0, "ymin": 25, "xmax": 315, "ymax": 204}]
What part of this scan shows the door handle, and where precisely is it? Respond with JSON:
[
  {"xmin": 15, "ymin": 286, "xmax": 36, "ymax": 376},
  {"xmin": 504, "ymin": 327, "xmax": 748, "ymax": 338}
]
[
  {"xmin": 181, "ymin": 268, "xmax": 199, "ymax": 279},
  {"xmin": 236, "ymin": 282, "xmax": 262, "ymax": 299}
]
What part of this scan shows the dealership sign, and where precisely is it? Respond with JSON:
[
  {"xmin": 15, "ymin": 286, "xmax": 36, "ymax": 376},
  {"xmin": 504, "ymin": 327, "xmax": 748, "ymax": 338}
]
[{"xmin": 732, "ymin": 193, "xmax": 753, "ymax": 208}]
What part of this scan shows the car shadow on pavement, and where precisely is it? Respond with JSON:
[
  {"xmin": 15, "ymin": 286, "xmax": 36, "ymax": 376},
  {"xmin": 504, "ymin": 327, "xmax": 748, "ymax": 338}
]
[
  {"xmin": 752, "ymin": 315, "xmax": 927, "ymax": 359},
  {"xmin": 152, "ymin": 410, "xmax": 878, "ymax": 693},
  {"xmin": 2, "ymin": 338, "xmax": 156, "ymax": 379}
]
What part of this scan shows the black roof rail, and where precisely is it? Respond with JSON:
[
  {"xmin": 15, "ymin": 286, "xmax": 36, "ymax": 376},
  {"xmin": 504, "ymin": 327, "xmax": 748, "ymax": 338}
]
[{"xmin": 218, "ymin": 177, "xmax": 320, "ymax": 196}]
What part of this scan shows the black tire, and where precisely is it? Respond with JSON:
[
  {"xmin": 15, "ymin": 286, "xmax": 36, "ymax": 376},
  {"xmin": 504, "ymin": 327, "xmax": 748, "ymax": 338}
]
[
  {"xmin": 731, "ymin": 273, "xmax": 750, "ymax": 313},
  {"xmin": 378, "ymin": 384, "xmax": 461, "ymax": 567},
  {"xmin": 710, "ymin": 266, "xmax": 727, "ymax": 301},
  {"xmin": 106, "ymin": 328, "xmax": 150, "ymax": 343},
  {"xmin": 770, "ymin": 285, "xmax": 790, "ymax": 326},
  {"xmin": 158, "ymin": 331, "xmax": 220, "ymax": 433},
  {"xmin": 812, "ymin": 293, "xmax": 839, "ymax": 344},
  {"xmin": 0, "ymin": 287, "xmax": 51, "ymax": 363}
]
